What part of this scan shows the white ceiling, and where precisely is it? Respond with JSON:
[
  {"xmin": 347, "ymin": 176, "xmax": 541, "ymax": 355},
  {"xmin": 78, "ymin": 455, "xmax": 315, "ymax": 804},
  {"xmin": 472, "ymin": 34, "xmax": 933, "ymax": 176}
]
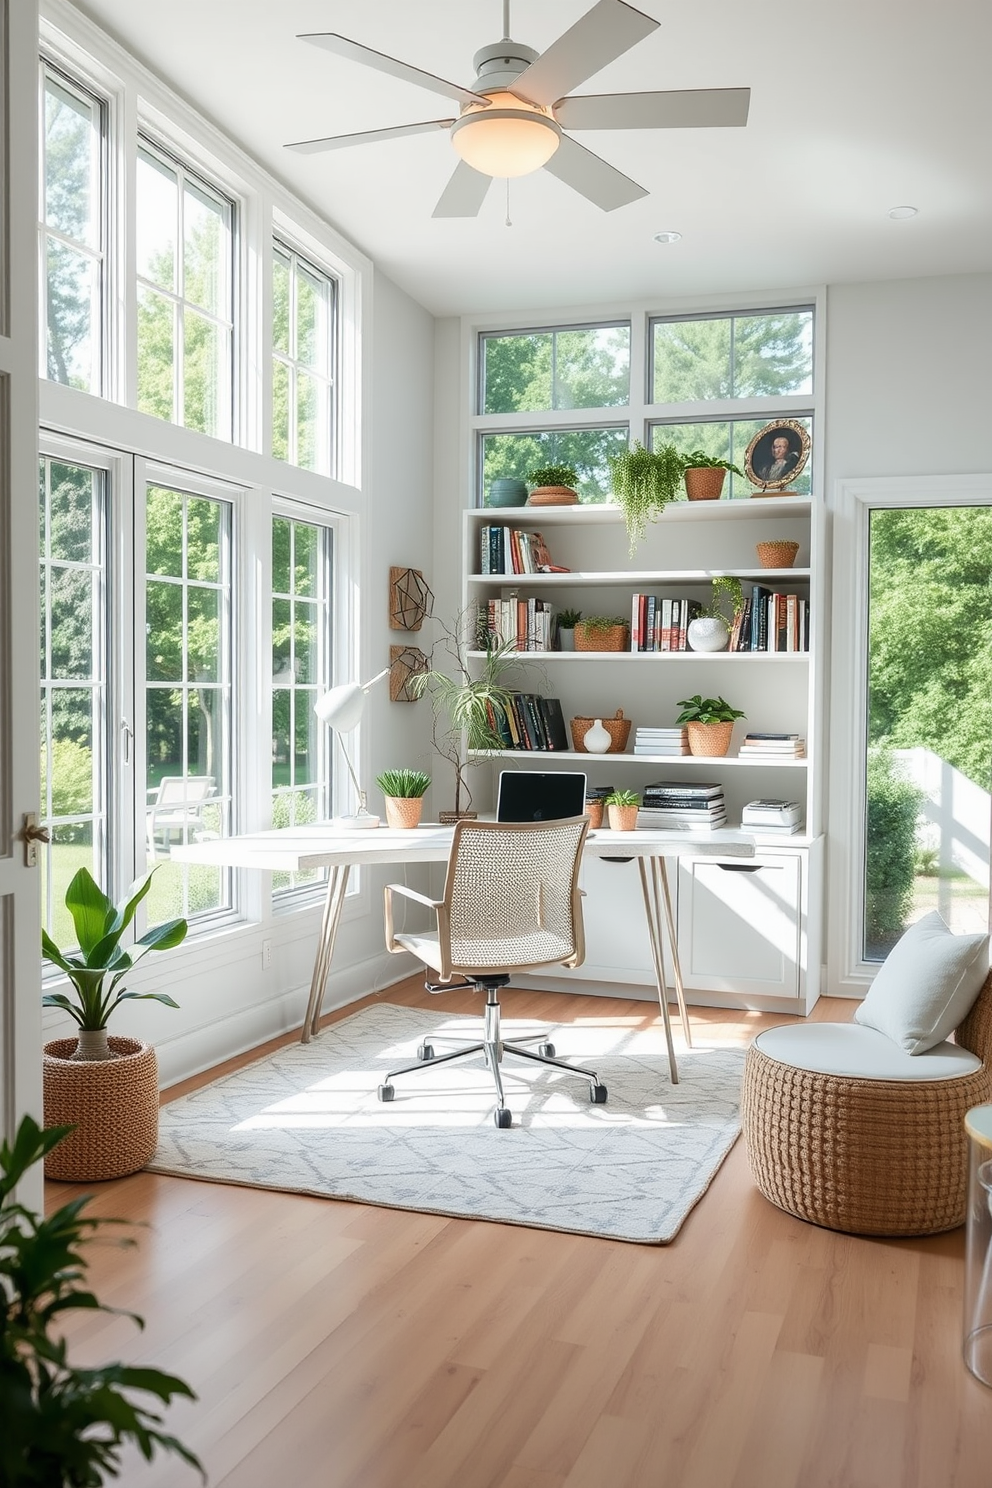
[{"xmin": 74, "ymin": 0, "xmax": 992, "ymax": 317}]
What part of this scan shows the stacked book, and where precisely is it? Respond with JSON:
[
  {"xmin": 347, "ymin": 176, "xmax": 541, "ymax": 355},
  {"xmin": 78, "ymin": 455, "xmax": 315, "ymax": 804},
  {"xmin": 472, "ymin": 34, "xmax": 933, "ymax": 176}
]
[
  {"xmin": 478, "ymin": 596, "xmax": 555, "ymax": 652},
  {"xmin": 741, "ymin": 799, "xmax": 803, "ymax": 834},
  {"xmin": 729, "ymin": 586, "xmax": 809, "ymax": 652},
  {"xmin": 492, "ymin": 693, "xmax": 569, "ymax": 752},
  {"xmin": 633, "ymin": 726, "xmax": 690, "ymax": 756},
  {"xmin": 738, "ymin": 732, "xmax": 806, "ymax": 759},
  {"xmin": 479, "ymin": 527, "xmax": 558, "ymax": 575},
  {"xmin": 637, "ymin": 780, "xmax": 727, "ymax": 831},
  {"xmin": 629, "ymin": 595, "xmax": 702, "ymax": 652}
]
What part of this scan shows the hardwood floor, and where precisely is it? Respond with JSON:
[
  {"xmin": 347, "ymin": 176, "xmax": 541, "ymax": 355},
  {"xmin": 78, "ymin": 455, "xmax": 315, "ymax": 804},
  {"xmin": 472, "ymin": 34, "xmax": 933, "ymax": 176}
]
[{"xmin": 46, "ymin": 980, "xmax": 992, "ymax": 1487}]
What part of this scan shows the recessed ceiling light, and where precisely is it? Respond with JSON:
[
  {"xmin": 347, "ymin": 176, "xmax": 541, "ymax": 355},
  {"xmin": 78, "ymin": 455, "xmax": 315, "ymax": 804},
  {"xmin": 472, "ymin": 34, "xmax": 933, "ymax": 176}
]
[
  {"xmin": 653, "ymin": 230, "xmax": 682, "ymax": 244},
  {"xmin": 888, "ymin": 205, "xmax": 918, "ymax": 220}
]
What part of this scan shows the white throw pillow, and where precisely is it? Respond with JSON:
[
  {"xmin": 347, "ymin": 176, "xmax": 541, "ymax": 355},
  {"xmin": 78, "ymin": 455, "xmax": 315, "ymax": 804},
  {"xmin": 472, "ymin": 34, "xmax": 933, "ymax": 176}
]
[{"xmin": 854, "ymin": 911, "xmax": 990, "ymax": 1054}]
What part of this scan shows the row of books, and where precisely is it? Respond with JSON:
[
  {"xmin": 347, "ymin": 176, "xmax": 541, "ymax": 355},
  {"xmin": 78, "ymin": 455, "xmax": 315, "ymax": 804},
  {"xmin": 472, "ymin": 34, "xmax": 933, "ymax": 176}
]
[
  {"xmin": 636, "ymin": 780, "xmax": 728, "ymax": 831},
  {"xmin": 488, "ymin": 693, "xmax": 569, "ymax": 752},
  {"xmin": 738, "ymin": 732, "xmax": 807, "ymax": 758},
  {"xmin": 478, "ymin": 598, "xmax": 556, "ymax": 652},
  {"xmin": 478, "ymin": 526, "xmax": 560, "ymax": 576},
  {"xmin": 630, "ymin": 595, "xmax": 702, "ymax": 652},
  {"xmin": 730, "ymin": 587, "xmax": 809, "ymax": 652},
  {"xmin": 633, "ymin": 726, "xmax": 689, "ymax": 756}
]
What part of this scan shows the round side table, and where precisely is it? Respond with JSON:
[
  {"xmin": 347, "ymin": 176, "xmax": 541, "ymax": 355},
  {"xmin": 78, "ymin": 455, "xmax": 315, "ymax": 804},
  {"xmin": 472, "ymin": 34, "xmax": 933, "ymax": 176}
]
[{"xmin": 964, "ymin": 1104, "xmax": 992, "ymax": 1385}]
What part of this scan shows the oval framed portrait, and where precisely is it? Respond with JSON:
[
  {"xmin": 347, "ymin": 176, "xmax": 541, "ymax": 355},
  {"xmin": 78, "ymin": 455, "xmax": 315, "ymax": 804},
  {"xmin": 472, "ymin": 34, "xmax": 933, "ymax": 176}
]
[{"xmin": 744, "ymin": 419, "xmax": 811, "ymax": 493}]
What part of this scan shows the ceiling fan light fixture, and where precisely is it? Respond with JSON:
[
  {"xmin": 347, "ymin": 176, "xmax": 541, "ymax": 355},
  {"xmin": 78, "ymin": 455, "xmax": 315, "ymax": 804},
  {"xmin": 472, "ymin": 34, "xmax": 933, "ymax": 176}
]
[{"xmin": 451, "ymin": 92, "xmax": 561, "ymax": 178}]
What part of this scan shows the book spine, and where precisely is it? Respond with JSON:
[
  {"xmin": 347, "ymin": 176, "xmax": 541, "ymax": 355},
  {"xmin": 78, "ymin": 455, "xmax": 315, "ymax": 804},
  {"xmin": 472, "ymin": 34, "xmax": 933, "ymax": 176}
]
[
  {"xmin": 661, "ymin": 598, "xmax": 672, "ymax": 652},
  {"xmin": 631, "ymin": 591, "xmax": 641, "ymax": 651},
  {"xmin": 646, "ymin": 595, "xmax": 656, "ymax": 653}
]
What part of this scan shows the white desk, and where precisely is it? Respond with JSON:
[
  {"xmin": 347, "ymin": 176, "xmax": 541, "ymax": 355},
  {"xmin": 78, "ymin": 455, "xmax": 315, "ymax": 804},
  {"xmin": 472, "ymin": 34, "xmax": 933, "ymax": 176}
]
[{"xmin": 172, "ymin": 824, "xmax": 755, "ymax": 1082}]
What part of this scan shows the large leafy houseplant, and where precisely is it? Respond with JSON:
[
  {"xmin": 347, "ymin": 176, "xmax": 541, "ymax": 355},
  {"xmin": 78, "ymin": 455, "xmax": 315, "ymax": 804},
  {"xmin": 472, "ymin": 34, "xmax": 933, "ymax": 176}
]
[
  {"xmin": 607, "ymin": 441, "xmax": 685, "ymax": 554},
  {"xmin": 42, "ymin": 868, "xmax": 188, "ymax": 1062},
  {"xmin": 0, "ymin": 1114, "xmax": 203, "ymax": 1486}
]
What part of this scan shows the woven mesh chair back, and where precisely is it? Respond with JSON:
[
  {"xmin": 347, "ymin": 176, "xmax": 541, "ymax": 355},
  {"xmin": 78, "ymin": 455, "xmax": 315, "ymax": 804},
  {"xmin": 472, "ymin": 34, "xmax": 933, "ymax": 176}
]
[
  {"xmin": 956, "ymin": 969, "xmax": 992, "ymax": 1063},
  {"xmin": 443, "ymin": 817, "xmax": 588, "ymax": 972}
]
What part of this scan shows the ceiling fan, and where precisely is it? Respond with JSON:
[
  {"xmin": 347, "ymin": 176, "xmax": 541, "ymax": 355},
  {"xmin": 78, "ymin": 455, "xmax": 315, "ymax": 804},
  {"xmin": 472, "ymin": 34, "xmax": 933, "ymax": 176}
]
[{"xmin": 286, "ymin": 0, "xmax": 749, "ymax": 218}]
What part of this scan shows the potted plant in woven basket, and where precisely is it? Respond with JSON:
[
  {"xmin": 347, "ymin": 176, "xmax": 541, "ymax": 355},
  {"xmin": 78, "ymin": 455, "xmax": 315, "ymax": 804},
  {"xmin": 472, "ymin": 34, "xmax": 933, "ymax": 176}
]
[
  {"xmin": 604, "ymin": 789, "xmax": 641, "ymax": 831},
  {"xmin": 680, "ymin": 451, "xmax": 744, "ymax": 502},
  {"xmin": 526, "ymin": 463, "xmax": 580, "ymax": 506},
  {"xmin": 676, "ymin": 694, "xmax": 747, "ymax": 757},
  {"xmin": 41, "ymin": 867, "xmax": 187, "ymax": 1183},
  {"xmin": 572, "ymin": 615, "xmax": 629, "ymax": 652},
  {"xmin": 376, "ymin": 768, "xmax": 431, "ymax": 829}
]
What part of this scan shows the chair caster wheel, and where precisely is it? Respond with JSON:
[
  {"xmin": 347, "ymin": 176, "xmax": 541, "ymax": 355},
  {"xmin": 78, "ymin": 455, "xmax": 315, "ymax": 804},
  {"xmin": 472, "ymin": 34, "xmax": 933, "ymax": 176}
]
[
  {"xmin": 378, "ymin": 1083, "xmax": 395, "ymax": 1101},
  {"xmin": 494, "ymin": 1106, "xmax": 513, "ymax": 1129},
  {"xmin": 417, "ymin": 1043, "xmax": 435, "ymax": 1061},
  {"xmin": 539, "ymin": 1042, "xmax": 555, "ymax": 1058},
  {"xmin": 589, "ymin": 1083, "xmax": 608, "ymax": 1104}
]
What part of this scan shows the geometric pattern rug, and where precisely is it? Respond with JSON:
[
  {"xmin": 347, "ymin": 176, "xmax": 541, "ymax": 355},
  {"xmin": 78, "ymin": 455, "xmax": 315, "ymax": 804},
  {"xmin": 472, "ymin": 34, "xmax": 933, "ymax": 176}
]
[{"xmin": 148, "ymin": 1003, "xmax": 746, "ymax": 1244}]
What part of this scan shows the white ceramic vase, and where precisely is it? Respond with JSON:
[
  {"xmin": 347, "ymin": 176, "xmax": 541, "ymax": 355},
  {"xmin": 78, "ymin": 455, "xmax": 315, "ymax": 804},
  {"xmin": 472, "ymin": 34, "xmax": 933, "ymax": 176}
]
[
  {"xmin": 582, "ymin": 718, "xmax": 612, "ymax": 754},
  {"xmin": 687, "ymin": 616, "xmax": 730, "ymax": 653}
]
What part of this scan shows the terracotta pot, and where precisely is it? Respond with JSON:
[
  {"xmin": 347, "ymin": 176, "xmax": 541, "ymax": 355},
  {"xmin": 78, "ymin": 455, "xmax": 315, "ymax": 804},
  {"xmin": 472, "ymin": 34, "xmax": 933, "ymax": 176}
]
[
  {"xmin": 43, "ymin": 1036, "xmax": 159, "ymax": 1182},
  {"xmin": 584, "ymin": 798, "xmax": 605, "ymax": 828},
  {"xmin": 686, "ymin": 720, "xmax": 735, "ymax": 757},
  {"xmin": 684, "ymin": 467, "xmax": 727, "ymax": 501},
  {"xmin": 384, "ymin": 796, "xmax": 424, "ymax": 829},
  {"xmin": 607, "ymin": 803, "xmax": 639, "ymax": 831}
]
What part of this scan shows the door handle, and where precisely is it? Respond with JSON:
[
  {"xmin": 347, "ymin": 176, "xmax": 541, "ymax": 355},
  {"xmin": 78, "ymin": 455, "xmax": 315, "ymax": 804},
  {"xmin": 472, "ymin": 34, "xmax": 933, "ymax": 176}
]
[{"xmin": 20, "ymin": 813, "xmax": 51, "ymax": 868}]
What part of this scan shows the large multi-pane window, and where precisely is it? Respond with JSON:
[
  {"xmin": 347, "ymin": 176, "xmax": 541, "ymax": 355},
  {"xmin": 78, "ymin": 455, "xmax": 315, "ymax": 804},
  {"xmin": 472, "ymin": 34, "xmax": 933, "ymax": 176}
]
[
  {"xmin": 40, "ymin": 65, "xmax": 104, "ymax": 394},
  {"xmin": 272, "ymin": 242, "xmax": 335, "ymax": 473},
  {"xmin": 39, "ymin": 455, "xmax": 108, "ymax": 945},
  {"xmin": 144, "ymin": 484, "xmax": 233, "ymax": 924},
  {"xmin": 271, "ymin": 515, "xmax": 333, "ymax": 893},
  {"xmin": 136, "ymin": 142, "xmax": 234, "ymax": 439}
]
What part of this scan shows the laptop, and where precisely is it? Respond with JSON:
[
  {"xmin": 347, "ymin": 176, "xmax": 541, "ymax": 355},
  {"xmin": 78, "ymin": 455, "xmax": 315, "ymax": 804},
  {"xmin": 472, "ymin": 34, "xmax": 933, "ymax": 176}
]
[{"xmin": 496, "ymin": 769, "xmax": 587, "ymax": 823}]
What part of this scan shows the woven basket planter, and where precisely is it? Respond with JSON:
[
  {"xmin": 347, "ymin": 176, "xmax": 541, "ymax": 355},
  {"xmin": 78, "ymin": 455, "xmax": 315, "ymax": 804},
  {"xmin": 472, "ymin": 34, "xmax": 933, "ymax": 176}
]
[
  {"xmin": 573, "ymin": 622, "xmax": 629, "ymax": 652},
  {"xmin": 384, "ymin": 796, "xmax": 424, "ymax": 829},
  {"xmin": 526, "ymin": 485, "xmax": 579, "ymax": 506},
  {"xmin": 607, "ymin": 804, "xmax": 639, "ymax": 831},
  {"xmin": 686, "ymin": 719, "xmax": 735, "ymax": 757},
  {"xmin": 756, "ymin": 540, "xmax": 800, "ymax": 569},
  {"xmin": 684, "ymin": 467, "xmax": 727, "ymax": 501},
  {"xmin": 43, "ymin": 1036, "xmax": 159, "ymax": 1182},
  {"xmin": 569, "ymin": 709, "xmax": 632, "ymax": 753}
]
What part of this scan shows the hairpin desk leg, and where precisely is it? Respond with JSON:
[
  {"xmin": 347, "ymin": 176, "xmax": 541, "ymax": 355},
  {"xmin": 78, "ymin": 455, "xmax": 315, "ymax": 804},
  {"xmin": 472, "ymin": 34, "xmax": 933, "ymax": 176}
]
[
  {"xmin": 653, "ymin": 856, "xmax": 693, "ymax": 1048},
  {"xmin": 301, "ymin": 863, "xmax": 351, "ymax": 1043},
  {"xmin": 638, "ymin": 857, "xmax": 678, "ymax": 1083}
]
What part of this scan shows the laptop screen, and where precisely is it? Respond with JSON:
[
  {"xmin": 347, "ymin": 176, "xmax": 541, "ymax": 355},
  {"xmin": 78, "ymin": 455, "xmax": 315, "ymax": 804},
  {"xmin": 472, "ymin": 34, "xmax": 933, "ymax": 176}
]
[{"xmin": 496, "ymin": 770, "xmax": 587, "ymax": 823}]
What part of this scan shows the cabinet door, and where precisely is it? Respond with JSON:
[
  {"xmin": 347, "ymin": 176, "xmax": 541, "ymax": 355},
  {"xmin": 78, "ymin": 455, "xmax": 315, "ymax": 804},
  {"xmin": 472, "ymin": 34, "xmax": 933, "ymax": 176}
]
[
  {"xmin": 677, "ymin": 855, "xmax": 802, "ymax": 998},
  {"xmin": 570, "ymin": 855, "xmax": 655, "ymax": 984}
]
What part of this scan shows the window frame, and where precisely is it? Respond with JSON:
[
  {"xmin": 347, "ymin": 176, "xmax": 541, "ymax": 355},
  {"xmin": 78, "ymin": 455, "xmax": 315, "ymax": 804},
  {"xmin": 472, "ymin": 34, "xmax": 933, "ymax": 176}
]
[{"xmin": 271, "ymin": 235, "xmax": 337, "ymax": 475}]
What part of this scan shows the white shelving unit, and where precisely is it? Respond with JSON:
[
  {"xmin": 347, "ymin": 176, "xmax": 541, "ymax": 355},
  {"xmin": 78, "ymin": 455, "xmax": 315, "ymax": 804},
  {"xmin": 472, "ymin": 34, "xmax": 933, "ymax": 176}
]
[{"xmin": 461, "ymin": 498, "xmax": 826, "ymax": 1014}]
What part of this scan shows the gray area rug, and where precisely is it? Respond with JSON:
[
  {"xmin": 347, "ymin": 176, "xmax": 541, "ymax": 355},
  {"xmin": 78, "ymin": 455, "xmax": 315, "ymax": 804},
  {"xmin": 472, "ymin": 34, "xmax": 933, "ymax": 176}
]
[{"xmin": 149, "ymin": 1003, "xmax": 746, "ymax": 1244}]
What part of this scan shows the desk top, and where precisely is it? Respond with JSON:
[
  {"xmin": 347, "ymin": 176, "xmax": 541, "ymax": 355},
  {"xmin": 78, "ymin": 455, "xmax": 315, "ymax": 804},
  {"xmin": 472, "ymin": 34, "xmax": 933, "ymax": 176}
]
[{"xmin": 170, "ymin": 822, "xmax": 756, "ymax": 873}]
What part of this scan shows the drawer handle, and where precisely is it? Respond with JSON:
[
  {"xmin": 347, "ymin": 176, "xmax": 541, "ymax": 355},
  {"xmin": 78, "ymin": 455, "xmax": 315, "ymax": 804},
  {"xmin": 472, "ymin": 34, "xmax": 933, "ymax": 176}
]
[{"xmin": 716, "ymin": 863, "xmax": 770, "ymax": 873}]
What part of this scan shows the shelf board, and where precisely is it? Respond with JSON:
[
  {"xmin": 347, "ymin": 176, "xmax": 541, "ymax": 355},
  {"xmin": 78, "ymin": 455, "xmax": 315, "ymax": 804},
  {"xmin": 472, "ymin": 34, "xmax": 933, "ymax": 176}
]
[
  {"xmin": 466, "ymin": 649, "xmax": 809, "ymax": 662},
  {"xmin": 468, "ymin": 749, "xmax": 809, "ymax": 767},
  {"xmin": 467, "ymin": 497, "xmax": 812, "ymax": 525},
  {"xmin": 469, "ymin": 568, "xmax": 811, "ymax": 585}
]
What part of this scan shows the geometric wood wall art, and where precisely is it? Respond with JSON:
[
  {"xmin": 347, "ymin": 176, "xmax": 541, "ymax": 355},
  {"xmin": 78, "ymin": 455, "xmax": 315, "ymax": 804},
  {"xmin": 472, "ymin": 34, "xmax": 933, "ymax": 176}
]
[
  {"xmin": 389, "ymin": 566, "xmax": 434, "ymax": 631},
  {"xmin": 389, "ymin": 644, "xmax": 428, "ymax": 702}
]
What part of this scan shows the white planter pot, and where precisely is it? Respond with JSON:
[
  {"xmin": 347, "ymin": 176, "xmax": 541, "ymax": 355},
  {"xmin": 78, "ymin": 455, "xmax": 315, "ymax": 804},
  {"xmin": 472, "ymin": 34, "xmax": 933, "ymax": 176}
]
[{"xmin": 687, "ymin": 616, "xmax": 730, "ymax": 652}]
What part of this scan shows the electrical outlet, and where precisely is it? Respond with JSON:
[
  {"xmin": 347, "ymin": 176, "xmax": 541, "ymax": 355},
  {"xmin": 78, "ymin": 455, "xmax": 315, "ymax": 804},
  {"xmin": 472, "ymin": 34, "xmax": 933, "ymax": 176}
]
[{"xmin": 261, "ymin": 938, "xmax": 272, "ymax": 970}]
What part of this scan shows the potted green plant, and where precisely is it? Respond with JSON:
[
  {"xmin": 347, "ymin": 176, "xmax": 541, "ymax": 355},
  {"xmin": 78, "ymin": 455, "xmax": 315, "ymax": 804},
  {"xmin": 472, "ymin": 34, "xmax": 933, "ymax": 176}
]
[
  {"xmin": 680, "ymin": 450, "xmax": 744, "ymax": 502},
  {"xmin": 0, "ymin": 1114, "xmax": 204, "ymax": 1485},
  {"xmin": 376, "ymin": 767, "xmax": 431, "ymax": 830},
  {"xmin": 572, "ymin": 614, "xmax": 629, "ymax": 652},
  {"xmin": 412, "ymin": 615, "xmax": 527, "ymax": 819},
  {"xmin": 687, "ymin": 575, "xmax": 744, "ymax": 653},
  {"xmin": 603, "ymin": 788, "xmax": 641, "ymax": 832},
  {"xmin": 527, "ymin": 463, "xmax": 580, "ymax": 506},
  {"xmin": 607, "ymin": 441, "xmax": 685, "ymax": 554},
  {"xmin": 41, "ymin": 866, "xmax": 188, "ymax": 1182},
  {"xmin": 675, "ymin": 694, "xmax": 747, "ymax": 757},
  {"xmin": 556, "ymin": 607, "xmax": 582, "ymax": 651}
]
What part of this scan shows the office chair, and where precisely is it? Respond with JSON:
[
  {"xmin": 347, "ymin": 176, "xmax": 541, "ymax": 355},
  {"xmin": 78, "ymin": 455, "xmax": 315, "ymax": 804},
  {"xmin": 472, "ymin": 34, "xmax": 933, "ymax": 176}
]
[{"xmin": 381, "ymin": 816, "xmax": 607, "ymax": 1128}]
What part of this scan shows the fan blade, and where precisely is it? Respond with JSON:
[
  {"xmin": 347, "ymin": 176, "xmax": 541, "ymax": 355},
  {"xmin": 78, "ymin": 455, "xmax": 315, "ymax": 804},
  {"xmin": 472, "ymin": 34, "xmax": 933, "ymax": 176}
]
[
  {"xmin": 287, "ymin": 120, "xmax": 454, "ymax": 155},
  {"xmin": 556, "ymin": 87, "xmax": 751, "ymax": 131},
  {"xmin": 432, "ymin": 161, "xmax": 493, "ymax": 218},
  {"xmin": 299, "ymin": 32, "xmax": 490, "ymax": 107},
  {"xmin": 509, "ymin": 0, "xmax": 659, "ymax": 109},
  {"xmin": 542, "ymin": 134, "xmax": 647, "ymax": 211}
]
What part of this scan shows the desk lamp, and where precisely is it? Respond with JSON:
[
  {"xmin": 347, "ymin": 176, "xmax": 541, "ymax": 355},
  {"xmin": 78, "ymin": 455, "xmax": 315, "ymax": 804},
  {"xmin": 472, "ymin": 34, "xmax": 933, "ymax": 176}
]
[{"xmin": 314, "ymin": 668, "xmax": 389, "ymax": 829}]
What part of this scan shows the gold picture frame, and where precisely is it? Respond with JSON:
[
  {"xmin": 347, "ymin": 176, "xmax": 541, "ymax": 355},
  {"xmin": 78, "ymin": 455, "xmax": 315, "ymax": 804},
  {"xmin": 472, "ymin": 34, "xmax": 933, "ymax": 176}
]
[{"xmin": 744, "ymin": 419, "xmax": 811, "ymax": 494}]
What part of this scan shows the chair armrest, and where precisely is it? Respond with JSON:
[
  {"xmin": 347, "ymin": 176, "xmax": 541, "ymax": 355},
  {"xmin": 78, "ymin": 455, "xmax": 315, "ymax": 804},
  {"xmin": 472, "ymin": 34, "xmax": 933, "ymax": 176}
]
[{"xmin": 383, "ymin": 881, "xmax": 442, "ymax": 954}]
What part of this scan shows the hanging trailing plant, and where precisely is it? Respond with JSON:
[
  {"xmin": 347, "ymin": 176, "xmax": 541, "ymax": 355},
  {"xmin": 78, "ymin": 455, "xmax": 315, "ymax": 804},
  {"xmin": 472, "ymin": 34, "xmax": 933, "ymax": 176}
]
[{"xmin": 607, "ymin": 441, "xmax": 685, "ymax": 555}]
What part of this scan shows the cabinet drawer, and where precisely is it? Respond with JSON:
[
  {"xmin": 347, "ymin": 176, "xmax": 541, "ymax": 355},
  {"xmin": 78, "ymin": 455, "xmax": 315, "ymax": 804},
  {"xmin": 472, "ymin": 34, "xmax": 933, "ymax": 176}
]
[{"xmin": 677, "ymin": 854, "xmax": 802, "ymax": 998}]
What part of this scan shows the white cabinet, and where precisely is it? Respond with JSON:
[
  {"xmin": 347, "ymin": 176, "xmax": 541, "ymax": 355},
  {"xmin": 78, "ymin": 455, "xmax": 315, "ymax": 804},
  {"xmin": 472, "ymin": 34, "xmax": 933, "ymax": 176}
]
[{"xmin": 462, "ymin": 499, "xmax": 826, "ymax": 1012}]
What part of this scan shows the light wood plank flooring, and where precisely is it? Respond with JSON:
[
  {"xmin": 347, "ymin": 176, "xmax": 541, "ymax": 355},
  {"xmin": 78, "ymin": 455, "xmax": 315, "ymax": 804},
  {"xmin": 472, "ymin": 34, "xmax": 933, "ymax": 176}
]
[{"xmin": 46, "ymin": 980, "xmax": 992, "ymax": 1487}]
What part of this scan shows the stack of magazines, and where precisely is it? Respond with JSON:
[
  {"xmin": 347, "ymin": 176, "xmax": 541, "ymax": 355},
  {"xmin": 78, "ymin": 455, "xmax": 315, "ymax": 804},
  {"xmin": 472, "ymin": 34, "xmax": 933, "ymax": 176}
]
[
  {"xmin": 637, "ymin": 781, "xmax": 727, "ymax": 830},
  {"xmin": 633, "ymin": 726, "xmax": 690, "ymax": 756},
  {"xmin": 738, "ymin": 732, "xmax": 806, "ymax": 759}
]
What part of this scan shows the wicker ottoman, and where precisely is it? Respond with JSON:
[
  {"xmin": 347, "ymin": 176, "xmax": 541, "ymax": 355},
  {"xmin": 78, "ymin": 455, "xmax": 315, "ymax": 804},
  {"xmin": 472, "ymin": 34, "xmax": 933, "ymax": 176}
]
[{"xmin": 742, "ymin": 987, "xmax": 992, "ymax": 1236}]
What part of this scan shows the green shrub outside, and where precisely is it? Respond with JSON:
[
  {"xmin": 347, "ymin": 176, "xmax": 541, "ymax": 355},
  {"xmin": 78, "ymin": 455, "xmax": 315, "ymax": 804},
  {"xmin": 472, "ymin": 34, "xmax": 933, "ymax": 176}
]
[
  {"xmin": 45, "ymin": 739, "xmax": 92, "ymax": 840},
  {"xmin": 865, "ymin": 748, "xmax": 924, "ymax": 946}
]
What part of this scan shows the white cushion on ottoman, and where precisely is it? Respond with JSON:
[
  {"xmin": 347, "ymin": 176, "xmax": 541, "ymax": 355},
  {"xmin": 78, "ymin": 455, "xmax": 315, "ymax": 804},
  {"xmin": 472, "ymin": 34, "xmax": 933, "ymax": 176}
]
[
  {"xmin": 853, "ymin": 911, "xmax": 989, "ymax": 1054},
  {"xmin": 754, "ymin": 1021, "xmax": 982, "ymax": 1081}
]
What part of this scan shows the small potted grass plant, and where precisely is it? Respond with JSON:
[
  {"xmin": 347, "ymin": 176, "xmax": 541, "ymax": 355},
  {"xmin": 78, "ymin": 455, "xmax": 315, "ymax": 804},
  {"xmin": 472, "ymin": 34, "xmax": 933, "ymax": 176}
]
[
  {"xmin": 604, "ymin": 789, "xmax": 641, "ymax": 831},
  {"xmin": 556, "ymin": 608, "xmax": 582, "ymax": 651},
  {"xmin": 676, "ymin": 694, "xmax": 747, "ymax": 757},
  {"xmin": 41, "ymin": 866, "xmax": 187, "ymax": 1181},
  {"xmin": 376, "ymin": 768, "xmax": 431, "ymax": 829}
]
